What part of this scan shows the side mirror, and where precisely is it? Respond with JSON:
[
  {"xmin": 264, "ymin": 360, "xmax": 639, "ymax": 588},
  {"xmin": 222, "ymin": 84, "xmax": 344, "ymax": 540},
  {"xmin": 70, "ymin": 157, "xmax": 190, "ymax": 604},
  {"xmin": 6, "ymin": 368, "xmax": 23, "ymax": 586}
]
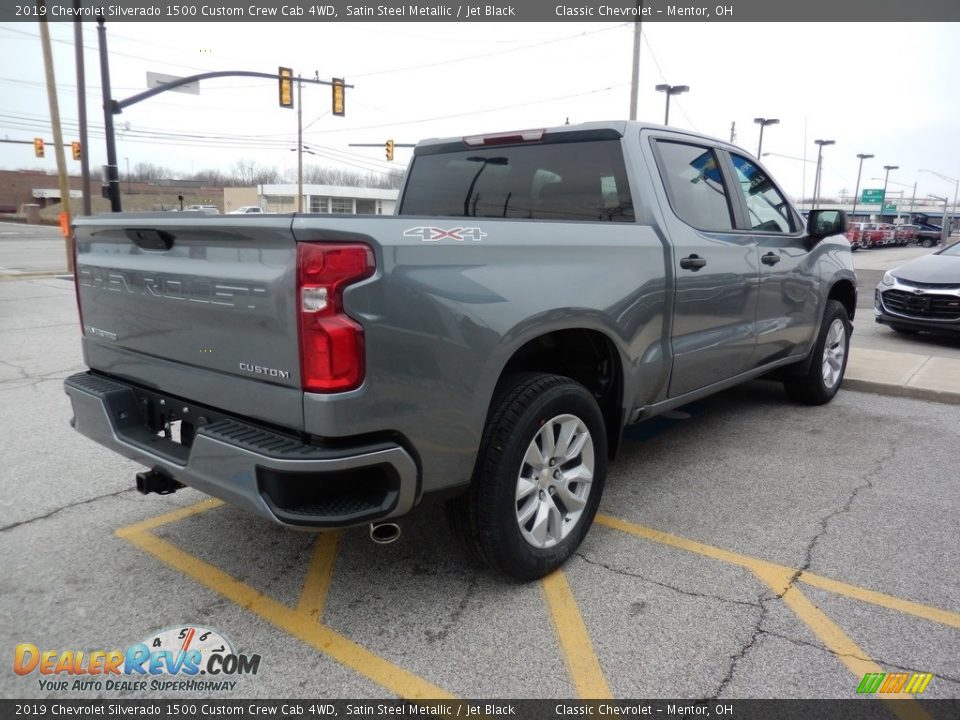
[{"xmin": 806, "ymin": 209, "xmax": 848, "ymax": 242}]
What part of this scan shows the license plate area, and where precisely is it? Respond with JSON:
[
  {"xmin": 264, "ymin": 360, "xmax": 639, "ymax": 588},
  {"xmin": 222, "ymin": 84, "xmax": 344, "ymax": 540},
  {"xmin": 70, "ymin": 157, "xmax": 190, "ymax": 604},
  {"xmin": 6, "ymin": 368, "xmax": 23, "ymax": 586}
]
[{"xmin": 126, "ymin": 387, "xmax": 234, "ymax": 460}]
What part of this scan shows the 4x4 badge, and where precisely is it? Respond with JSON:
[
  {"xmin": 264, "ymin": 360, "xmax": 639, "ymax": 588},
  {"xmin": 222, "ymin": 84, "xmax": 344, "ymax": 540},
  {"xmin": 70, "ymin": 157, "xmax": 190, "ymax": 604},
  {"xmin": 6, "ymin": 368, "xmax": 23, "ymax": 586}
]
[{"xmin": 404, "ymin": 226, "xmax": 486, "ymax": 242}]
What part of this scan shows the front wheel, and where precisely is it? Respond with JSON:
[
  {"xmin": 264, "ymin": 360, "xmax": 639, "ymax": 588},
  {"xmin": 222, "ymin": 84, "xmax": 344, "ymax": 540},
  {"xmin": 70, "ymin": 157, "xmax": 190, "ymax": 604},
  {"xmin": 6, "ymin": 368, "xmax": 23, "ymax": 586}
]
[
  {"xmin": 446, "ymin": 373, "xmax": 607, "ymax": 580},
  {"xmin": 783, "ymin": 300, "xmax": 851, "ymax": 405},
  {"xmin": 922, "ymin": 237, "xmax": 934, "ymax": 248}
]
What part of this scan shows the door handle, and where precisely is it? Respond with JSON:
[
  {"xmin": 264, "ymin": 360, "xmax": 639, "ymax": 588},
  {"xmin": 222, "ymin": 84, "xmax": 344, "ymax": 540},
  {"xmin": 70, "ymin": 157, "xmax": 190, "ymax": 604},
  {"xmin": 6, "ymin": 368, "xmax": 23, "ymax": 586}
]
[
  {"xmin": 761, "ymin": 252, "xmax": 781, "ymax": 266},
  {"xmin": 679, "ymin": 254, "xmax": 707, "ymax": 271}
]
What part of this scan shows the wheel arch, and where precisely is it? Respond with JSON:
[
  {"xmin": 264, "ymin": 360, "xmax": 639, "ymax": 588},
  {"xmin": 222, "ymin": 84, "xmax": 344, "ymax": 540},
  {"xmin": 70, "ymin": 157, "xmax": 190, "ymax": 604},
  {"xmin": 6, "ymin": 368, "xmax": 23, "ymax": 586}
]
[
  {"xmin": 827, "ymin": 277, "xmax": 857, "ymax": 322},
  {"xmin": 491, "ymin": 328, "xmax": 626, "ymax": 461}
]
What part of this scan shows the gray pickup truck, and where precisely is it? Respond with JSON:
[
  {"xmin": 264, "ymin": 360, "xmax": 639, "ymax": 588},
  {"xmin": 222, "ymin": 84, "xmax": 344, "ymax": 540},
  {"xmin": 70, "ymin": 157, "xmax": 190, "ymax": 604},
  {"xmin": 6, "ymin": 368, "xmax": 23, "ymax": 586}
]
[{"xmin": 65, "ymin": 121, "xmax": 856, "ymax": 580}]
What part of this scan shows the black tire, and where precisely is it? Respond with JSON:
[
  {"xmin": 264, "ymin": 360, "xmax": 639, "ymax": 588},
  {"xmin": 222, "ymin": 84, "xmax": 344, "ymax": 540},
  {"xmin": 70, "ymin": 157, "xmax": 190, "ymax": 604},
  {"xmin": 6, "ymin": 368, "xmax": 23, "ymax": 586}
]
[
  {"xmin": 890, "ymin": 325, "xmax": 919, "ymax": 335},
  {"xmin": 446, "ymin": 373, "xmax": 607, "ymax": 581},
  {"xmin": 922, "ymin": 237, "xmax": 934, "ymax": 248},
  {"xmin": 783, "ymin": 300, "xmax": 851, "ymax": 405}
]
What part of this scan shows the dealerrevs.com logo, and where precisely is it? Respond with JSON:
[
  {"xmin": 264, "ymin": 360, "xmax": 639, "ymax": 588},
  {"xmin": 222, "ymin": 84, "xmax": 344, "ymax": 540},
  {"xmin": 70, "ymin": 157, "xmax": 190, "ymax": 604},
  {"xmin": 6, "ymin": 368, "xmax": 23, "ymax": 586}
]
[{"xmin": 14, "ymin": 625, "xmax": 261, "ymax": 693}]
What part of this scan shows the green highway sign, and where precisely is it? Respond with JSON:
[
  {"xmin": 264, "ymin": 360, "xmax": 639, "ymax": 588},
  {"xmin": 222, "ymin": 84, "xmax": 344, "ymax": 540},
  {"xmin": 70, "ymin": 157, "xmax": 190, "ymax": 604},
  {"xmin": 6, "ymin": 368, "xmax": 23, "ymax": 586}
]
[
  {"xmin": 883, "ymin": 202, "xmax": 897, "ymax": 211},
  {"xmin": 861, "ymin": 188, "xmax": 884, "ymax": 204}
]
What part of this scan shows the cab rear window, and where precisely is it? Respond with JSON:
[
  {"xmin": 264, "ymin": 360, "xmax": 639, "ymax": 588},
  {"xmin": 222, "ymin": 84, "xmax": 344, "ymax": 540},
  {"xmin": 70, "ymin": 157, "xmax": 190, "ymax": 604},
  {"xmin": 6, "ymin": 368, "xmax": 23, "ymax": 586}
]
[{"xmin": 399, "ymin": 140, "xmax": 634, "ymax": 222}]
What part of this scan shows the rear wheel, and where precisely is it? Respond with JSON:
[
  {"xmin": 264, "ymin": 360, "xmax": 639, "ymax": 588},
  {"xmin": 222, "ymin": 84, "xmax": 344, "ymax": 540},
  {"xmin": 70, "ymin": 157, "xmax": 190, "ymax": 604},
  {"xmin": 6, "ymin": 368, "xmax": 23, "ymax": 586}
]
[
  {"xmin": 446, "ymin": 373, "xmax": 607, "ymax": 580},
  {"xmin": 922, "ymin": 237, "xmax": 934, "ymax": 248},
  {"xmin": 783, "ymin": 300, "xmax": 851, "ymax": 405}
]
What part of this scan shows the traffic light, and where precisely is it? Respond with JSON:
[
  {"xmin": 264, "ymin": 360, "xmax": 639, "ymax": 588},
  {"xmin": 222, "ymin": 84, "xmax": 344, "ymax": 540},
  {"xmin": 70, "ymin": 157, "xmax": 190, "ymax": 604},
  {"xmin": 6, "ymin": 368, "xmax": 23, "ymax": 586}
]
[
  {"xmin": 33, "ymin": 138, "xmax": 45, "ymax": 158},
  {"xmin": 278, "ymin": 66, "xmax": 293, "ymax": 109},
  {"xmin": 71, "ymin": 141, "xmax": 82, "ymax": 161},
  {"xmin": 385, "ymin": 139, "xmax": 395, "ymax": 162},
  {"xmin": 331, "ymin": 77, "xmax": 345, "ymax": 117}
]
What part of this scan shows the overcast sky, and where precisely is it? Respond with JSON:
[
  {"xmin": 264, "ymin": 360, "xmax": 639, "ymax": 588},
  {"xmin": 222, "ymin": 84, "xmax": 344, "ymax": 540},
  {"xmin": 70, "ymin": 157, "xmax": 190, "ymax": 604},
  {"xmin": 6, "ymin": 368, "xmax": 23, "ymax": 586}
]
[{"xmin": 2, "ymin": 20, "xmax": 959, "ymax": 204}]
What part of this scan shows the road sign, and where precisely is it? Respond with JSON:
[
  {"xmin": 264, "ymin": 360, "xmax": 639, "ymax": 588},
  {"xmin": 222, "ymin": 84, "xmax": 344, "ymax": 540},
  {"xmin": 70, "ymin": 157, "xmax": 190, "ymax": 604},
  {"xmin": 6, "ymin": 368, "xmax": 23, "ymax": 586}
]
[
  {"xmin": 146, "ymin": 72, "xmax": 199, "ymax": 95},
  {"xmin": 861, "ymin": 188, "xmax": 884, "ymax": 205},
  {"xmin": 883, "ymin": 202, "xmax": 897, "ymax": 212}
]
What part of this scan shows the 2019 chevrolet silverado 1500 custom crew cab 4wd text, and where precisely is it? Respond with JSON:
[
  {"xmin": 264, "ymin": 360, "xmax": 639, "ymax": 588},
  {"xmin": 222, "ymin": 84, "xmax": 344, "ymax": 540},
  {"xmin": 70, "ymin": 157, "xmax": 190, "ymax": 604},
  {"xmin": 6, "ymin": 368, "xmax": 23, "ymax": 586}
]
[{"xmin": 65, "ymin": 122, "xmax": 856, "ymax": 580}]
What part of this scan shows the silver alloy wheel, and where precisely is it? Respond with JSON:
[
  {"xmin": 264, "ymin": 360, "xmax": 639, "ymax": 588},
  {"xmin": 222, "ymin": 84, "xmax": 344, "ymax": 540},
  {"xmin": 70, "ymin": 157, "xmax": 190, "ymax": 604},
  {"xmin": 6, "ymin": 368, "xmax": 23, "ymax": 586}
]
[
  {"xmin": 515, "ymin": 413, "xmax": 595, "ymax": 549},
  {"xmin": 821, "ymin": 318, "xmax": 846, "ymax": 389}
]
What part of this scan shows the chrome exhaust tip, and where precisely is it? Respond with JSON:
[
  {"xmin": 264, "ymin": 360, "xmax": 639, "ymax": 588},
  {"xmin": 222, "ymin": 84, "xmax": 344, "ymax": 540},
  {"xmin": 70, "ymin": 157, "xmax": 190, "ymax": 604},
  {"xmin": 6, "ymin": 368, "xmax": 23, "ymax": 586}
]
[{"xmin": 369, "ymin": 522, "xmax": 401, "ymax": 545}]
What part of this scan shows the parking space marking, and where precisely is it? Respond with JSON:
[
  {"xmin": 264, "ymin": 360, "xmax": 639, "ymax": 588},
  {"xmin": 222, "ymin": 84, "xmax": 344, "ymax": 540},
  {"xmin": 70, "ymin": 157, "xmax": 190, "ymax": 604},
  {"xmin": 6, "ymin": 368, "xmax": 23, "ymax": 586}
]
[
  {"xmin": 799, "ymin": 573, "xmax": 960, "ymax": 630},
  {"xmin": 596, "ymin": 515, "xmax": 946, "ymax": 716},
  {"xmin": 115, "ymin": 501, "xmax": 954, "ymax": 703},
  {"xmin": 297, "ymin": 532, "xmax": 341, "ymax": 621},
  {"xmin": 752, "ymin": 566, "xmax": 930, "ymax": 718},
  {"xmin": 115, "ymin": 497, "xmax": 225, "ymax": 534},
  {"xmin": 116, "ymin": 503, "xmax": 454, "ymax": 700},
  {"xmin": 542, "ymin": 570, "xmax": 612, "ymax": 699},
  {"xmin": 595, "ymin": 514, "xmax": 960, "ymax": 630}
]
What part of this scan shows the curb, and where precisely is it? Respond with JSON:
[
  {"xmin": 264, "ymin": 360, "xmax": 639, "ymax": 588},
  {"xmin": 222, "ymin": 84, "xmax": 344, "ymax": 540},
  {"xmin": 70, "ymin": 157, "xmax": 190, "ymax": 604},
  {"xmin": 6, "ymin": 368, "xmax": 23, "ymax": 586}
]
[{"xmin": 842, "ymin": 377, "xmax": 960, "ymax": 406}]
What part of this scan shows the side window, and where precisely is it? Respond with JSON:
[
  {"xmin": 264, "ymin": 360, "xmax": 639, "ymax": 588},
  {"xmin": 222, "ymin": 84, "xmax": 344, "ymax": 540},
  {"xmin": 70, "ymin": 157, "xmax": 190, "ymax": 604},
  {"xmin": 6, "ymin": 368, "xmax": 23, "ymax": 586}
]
[
  {"xmin": 730, "ymin": 154, "xmax": 795, "ymax": 233},
  {"xmin": 654, "ymin": 141, "xmax": 733, "ymax": 230}
]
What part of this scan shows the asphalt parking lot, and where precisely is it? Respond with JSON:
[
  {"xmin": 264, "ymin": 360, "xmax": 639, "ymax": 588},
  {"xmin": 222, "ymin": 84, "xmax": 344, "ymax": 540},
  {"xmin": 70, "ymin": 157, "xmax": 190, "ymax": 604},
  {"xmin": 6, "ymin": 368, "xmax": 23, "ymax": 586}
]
[{"xmin": 1, "ymin": 274, "xmax": 958, "ymax": 706}]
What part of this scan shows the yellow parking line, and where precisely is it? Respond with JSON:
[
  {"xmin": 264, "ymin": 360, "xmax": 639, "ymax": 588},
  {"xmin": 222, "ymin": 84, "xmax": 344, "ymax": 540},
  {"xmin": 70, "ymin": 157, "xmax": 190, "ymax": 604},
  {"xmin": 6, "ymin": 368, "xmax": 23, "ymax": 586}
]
[
  {"xmin": 542, "ymin": 570, "xmax": 612, "ymax": 699},
  {"xmin": 116, "ymin": 498, "xmax": 223, "ymax": 535},
  {"xmin": 297, "ymin": 532, "xmax": 341, "ymax": 621},
  {"xmin": 116, "ymin": 524, "xmax": 453, "ymax": 700},
  {"xmin": 753, "ymin": 566, "xmax": 881, "ymax": 678},
  {"xmin": 799, "ymin": 572, "xmax": 960, "ymax": 630},
  {"xmin": 752, "ymin": 566, "xmax": 932, "ymax": 720},
  {"xmin": 595, "ymin": 514, "xmax": 785, "ymax": 575},
  {"xmin": 596, "ymin": 514, "xmax": 960, "ymax": 630}
]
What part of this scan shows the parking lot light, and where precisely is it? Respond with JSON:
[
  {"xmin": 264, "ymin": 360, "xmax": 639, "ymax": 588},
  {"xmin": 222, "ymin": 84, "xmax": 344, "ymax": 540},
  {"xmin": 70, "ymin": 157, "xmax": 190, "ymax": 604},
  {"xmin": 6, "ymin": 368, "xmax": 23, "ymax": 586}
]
[
  {"xmin": 655, "ymin": 84, "xmax": 689, "ymax": 126},
  {"xmin": 851, "ymin": 153, "xmax": 874, "ymax": 221},
  {"xmin": 813, "ymin": 139, "xmax": 835, "ymax": 209},
  {"xmin": 753, "ymin": 117, "xmax": 779, "ymax": 157},
  {"xmin": 919, "ymin": 169, "xmax": 959, "ymax": 240},
  {"xmin": 880, "ymin": 165, "xmax": 899, "ymax": 223}
]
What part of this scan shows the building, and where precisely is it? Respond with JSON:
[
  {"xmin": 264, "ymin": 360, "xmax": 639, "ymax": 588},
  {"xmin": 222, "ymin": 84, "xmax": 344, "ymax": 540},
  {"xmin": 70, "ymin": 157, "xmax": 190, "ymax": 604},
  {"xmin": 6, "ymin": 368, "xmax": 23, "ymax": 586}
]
[{"xmin": 246, "ymin": 184, "xmax": 399, "ymax": 214}]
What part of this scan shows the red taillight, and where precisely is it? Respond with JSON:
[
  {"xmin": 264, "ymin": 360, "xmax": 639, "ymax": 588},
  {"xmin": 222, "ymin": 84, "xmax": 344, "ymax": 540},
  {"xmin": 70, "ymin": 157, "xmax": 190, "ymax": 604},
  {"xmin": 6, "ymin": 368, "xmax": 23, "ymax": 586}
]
[{"xmin": 297, "ymin": 242, "xmax": 375, "ymax": 393}]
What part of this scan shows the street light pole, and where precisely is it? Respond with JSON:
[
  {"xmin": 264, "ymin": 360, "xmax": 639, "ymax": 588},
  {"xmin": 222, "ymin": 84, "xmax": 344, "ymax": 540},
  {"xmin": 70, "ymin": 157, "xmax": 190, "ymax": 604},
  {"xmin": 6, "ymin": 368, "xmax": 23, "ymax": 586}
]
[
  {"xmin": 851, "ymin": 153, "xmax": 873, "ymax": 222},
  {"xmin": 629, "ymin": 14, "xmax": 642, "ymax": 121},
  {"xmin": 96, "ymin": 17, "xmax": 121, "ymax": 211},
  {"xmin": 812, "ymin": 139, "xmax": 834, "ymax": 210},
  {"xmin": 919, "ymin": 168, "xmax": 959, "ymax": 241},
  {"xmin": 753, "ymin": 117, "xmax": 779, "ymax": 157},
  {"xmin": 655, "ymin": 83, "xmax": 689, "ymax": 125},
  {"xmin": 880, "ymin": 164, "xmax": 899, "ymax": 224}
]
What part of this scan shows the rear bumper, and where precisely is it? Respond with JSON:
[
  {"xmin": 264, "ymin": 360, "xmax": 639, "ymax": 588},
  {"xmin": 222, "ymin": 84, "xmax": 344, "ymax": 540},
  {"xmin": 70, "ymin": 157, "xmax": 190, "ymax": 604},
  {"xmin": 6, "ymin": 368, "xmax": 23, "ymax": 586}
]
[{"xmin": 64, "ymin": 372, "xmax": 419, "ymax": 529}]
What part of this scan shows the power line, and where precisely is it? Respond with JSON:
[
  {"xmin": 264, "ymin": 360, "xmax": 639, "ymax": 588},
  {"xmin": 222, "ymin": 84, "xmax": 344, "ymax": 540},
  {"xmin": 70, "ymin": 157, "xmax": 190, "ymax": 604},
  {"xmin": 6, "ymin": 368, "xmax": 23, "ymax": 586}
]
[{"xmin": 348, "ymin": 23, "xmax": 629, "ymax": 79}]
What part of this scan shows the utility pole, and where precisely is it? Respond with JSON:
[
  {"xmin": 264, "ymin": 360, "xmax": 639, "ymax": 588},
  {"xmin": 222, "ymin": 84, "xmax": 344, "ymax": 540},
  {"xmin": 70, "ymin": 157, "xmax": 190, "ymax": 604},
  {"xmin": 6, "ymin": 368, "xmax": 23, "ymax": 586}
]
[
  {"xmin": 73, "ymin": 1, "xmax": 91, "ymax": 216},
  {"xmin": 39, "ymin": 6, "xmax": 75, "ymax": 272},
  {"xmin": 297, "ymin": 74, "xmax": 303, "ymax": 212},
  {"xmin": 628, "ymin": 12, "xmax": 642, "ymax": 120},
  {"xmin": 729, "ymin": 121, "xmax": 736, "ymax": 143}
]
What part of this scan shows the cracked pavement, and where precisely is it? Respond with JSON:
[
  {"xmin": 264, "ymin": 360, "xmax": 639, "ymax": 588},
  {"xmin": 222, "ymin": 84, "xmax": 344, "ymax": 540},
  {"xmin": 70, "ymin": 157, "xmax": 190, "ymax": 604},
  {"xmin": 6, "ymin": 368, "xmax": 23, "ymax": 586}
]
[{"xmin": 1, "ymin": 276, "xmax": 958, "ymax": 700}]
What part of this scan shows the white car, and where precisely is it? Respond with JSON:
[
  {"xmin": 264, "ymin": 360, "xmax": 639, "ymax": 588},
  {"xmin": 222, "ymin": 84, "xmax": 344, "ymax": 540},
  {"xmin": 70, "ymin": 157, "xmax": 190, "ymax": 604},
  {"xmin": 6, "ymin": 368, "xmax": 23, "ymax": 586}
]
[{"xmin": 227, "ymin": 206, "xmax": 267, "ymax": 214}]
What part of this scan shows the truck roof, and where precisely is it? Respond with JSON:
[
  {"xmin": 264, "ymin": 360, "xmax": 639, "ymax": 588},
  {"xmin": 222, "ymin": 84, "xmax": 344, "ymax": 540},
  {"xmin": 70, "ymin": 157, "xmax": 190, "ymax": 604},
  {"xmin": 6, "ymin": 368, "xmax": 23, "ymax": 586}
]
[{"xmin": 414, "ymin": 120, "xmax": 753, "ymax": 158}]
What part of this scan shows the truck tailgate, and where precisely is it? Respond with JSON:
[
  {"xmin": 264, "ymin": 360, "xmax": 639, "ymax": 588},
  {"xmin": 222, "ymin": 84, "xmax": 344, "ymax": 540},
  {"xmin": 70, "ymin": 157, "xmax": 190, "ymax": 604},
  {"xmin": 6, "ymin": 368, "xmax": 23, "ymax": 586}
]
[{"xmin": 74, "ymin": 214, "xmax": 304, "ymax": 430}]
